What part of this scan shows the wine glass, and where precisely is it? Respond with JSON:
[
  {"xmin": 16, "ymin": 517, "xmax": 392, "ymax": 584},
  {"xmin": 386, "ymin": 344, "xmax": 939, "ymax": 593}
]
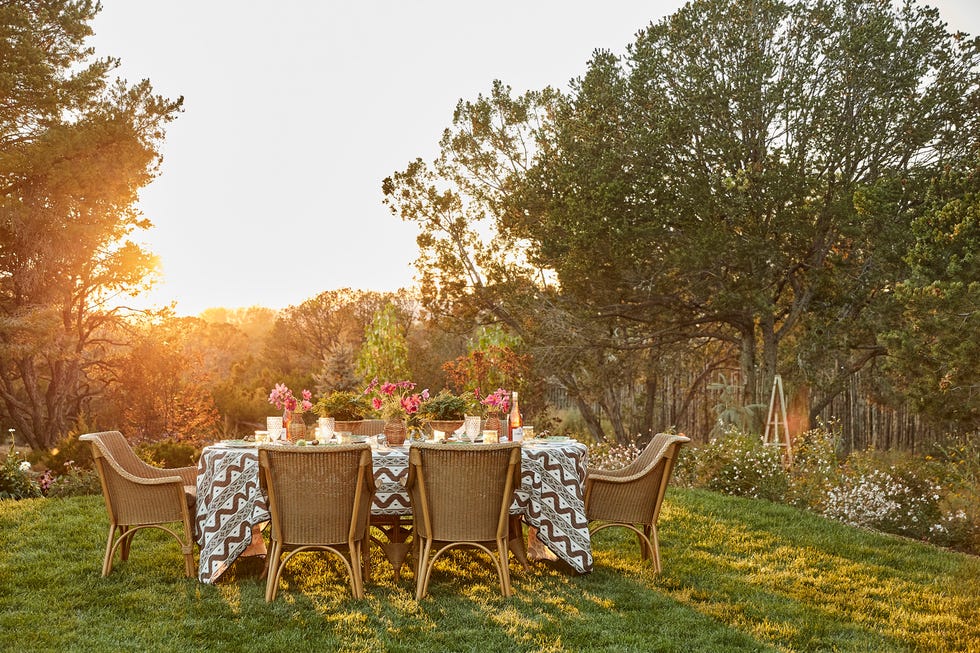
[
  {"xmin": 462, "ymin": 415, "xmax": 481, "ymax": 444},
  {"xmin": 266, "ymin": 416, "xmax": 283, "ymax": 443},
  {"xmin": 318, "ymin": 417, "xmax": 335, "ymax": 443}
]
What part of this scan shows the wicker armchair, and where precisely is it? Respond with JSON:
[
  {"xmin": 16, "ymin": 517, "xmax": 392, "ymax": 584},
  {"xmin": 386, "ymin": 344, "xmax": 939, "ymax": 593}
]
[
  {"xmin": 406, "ymin": 442, "xmax": 522, "ymax": 600},
  {"xmin": 79, "ymin": 431, "xmax": 197, "ymax": 577},
  {"xmin": 258, "ymin": 443, "xmax": 375, "ymax": 601},
  {"xmin": 584, "ymin": 433, "xmax": 690, "ymax": 572}
]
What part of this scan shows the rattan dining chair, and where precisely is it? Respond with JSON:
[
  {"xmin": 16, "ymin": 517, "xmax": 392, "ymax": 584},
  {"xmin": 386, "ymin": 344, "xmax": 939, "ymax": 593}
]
[
  {"xmin": 258, "ymin": 443, "xmax": 375, "ymax": 601},
  {"xmin": 406, "ymin": 441, "xmax": 522, "ymax": 600},
  {"xmin": 79, "ymin": 431, "xmax": 197, "ymax": 577},
  {"xmin": 584, "ymin": 433, "xmax": 690, "ymax": 572}
]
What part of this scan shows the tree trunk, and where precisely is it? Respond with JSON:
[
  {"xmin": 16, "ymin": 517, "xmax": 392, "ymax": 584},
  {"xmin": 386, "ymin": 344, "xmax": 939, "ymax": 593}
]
[
  {"xmin": 600, "ymin": 386, "xmax": 628, "ymax": 444},
  {"xmin": 739, "ymin": 324, "xmax": 757, "ymax": 405},
  {"xmin": 641, "ymin": 375, "xmax": 658, "ymax": 436},
  {"xmin": 562, "ymin": 373, "xmax": 606, "ymax": 441}
]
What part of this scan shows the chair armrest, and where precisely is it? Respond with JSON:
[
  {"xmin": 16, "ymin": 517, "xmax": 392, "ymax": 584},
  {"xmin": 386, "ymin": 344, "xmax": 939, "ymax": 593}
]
[
  {"xmin": 588, "ymin": 468, "xmax": 650, "ymax": 486},
  {"xmin": 98, "ymin": 453, "xmax": 188, "ymax": 488},
  {"xmin": 139, "ymin": 464, "xmax": 197, "ymax": 485}
]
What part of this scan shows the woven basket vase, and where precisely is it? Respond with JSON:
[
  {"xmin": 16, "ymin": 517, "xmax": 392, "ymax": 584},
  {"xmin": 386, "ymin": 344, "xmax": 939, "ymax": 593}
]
[{"xmin": 384, "ymin": 419, "xmax": 407, "ymax": 446}]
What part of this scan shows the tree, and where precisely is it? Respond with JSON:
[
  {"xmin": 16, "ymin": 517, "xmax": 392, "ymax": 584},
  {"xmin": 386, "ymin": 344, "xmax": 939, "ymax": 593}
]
[
  {"xmin": 263, "ymin": 289, "xmax": 387, "ymax": 376},
  {"xmin": 385, "ymin": 0, "xmax": 980, "ymax": 437},
  {"xmin": 108, "ymin": 319, "xmax": 221, "ymax": 444},
  {"xmin": 356, "ymin": 302, "xmax": 411, "ymax": 382},
  {"xmin": 0, "ymin": 1, "xmax": 182, "ymax": 449},
  {"xmin": 881, "ymin": 163, "xmax": 980, "ymax": 428}
]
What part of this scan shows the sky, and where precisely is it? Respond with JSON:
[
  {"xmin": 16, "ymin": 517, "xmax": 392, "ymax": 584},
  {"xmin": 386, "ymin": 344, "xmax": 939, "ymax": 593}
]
[{"xmin": 88, "ymin": 1, "xmax": 980, "ymax": 317}]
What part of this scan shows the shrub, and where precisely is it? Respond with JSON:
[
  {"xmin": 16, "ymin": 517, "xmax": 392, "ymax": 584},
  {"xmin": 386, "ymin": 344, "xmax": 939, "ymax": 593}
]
[
  {"xmin": 588, "ymin": 440, "xmax": 642, "ymax": 472},
  {"xmin": 137, "ymin": 439, "xmax": 199, "ymax": 468},
  {"xmin": 30, "ymin": 428, "xmax": 94, "ymax": 472},
  {"xmin": 786, "ymin": 424, "xmax": 842, "ymax": 511},
  {"xmin": 821, "ymin": 453, "xmax": 943, "ymax": 541},
  {"xmin": 927, "ymin": 438, "xmax": 980, "ymax": 553},
  {"xmin": 0, "ymin": 445, "xmax": 42, "ymax": 500},
  {"xmin": 45, "ymin": 461, "xmax": 102, "ymax": 498},
  {"xmin": 688, "ymin": 428, "xmax": 789, "ymax": 501}
]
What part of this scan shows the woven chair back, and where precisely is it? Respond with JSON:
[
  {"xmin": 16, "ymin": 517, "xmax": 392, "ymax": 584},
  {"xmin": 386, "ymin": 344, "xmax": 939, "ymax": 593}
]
[
  {"xmin": 409, "ymin": 442, "xmax": 521, "ymax": 543},
  {"xmin": 259, "ymin": 444, "xmax": 373, "ymax": 546},
  {"xmin": 82, "ymin": 432, "xmax": 187, "ymax": 526},
  {"xmin": 593, "ymin": 433, "xmax": 686, "ymax": 525},
  {"xmin": 90, "ymin": 431, "xmax": 150, "ymax": 477}
]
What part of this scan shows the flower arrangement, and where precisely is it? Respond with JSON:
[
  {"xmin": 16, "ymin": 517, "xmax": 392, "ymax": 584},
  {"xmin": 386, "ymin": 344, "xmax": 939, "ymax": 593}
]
[
  {"xmin": 364, "ymin": 378, "xmax": 429, "ymax": 427},
  {"xmin": 479, "ymin": 387, "xmax": 511, "ymax": 416},
  {"xmin": 268, "ymin": 383, "xmax": 313, "ymax": 414}
]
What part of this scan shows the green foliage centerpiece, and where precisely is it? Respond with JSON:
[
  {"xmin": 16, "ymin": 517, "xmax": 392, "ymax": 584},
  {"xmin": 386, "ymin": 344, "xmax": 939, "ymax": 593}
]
[
  {"xmin": 314, "ymin": 390, "xmax": 373, "ymax": 422},
  {"xmin": 419, "ymin": 390, "xmax": 472, "ymax": 437}
]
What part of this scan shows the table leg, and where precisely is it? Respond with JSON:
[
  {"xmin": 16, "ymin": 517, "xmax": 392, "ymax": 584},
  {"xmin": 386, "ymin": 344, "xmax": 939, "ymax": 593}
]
[
  {"xmin": 370, "ymin": 515, "xmax": 413, "ymax": 582},
  {"xmin": 509, "ymin": 516, "xmax": 531, "ymax": 570},
  {"xmin": 526, "ymin": 526, "xmax": 559, "ymax": 563}
]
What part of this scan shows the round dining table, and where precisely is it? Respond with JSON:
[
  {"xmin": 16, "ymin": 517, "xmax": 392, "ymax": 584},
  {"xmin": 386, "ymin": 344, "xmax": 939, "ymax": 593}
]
[{"xmin": 193, "ymin": 438, "xmax": 593, "ymax": 583}]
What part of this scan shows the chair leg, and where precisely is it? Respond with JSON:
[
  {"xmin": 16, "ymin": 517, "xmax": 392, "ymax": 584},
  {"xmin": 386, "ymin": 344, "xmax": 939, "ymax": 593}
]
[
  {"xmin": 362, "ymin": 538, "xmax": 373, "ymax": 585},
  {"xmin": 508, "ymin": 516, "xmax": 530, "ymax": 570},
  {"xmin": 414, "ymin": 538, "xmax": 433, "ymax": 601},
  {"xmin": 102, "ymin": 525, "xmax": 119, "ymax": 576},
  {"xmin": 265, "ymin": 540, "xmax": 281, "ymax": 602},
  {"xmin": 497, "ymin": 539, "xmax": 513, "ymax": 597},
  {"xmin": 120, "ymin": 525, "xmax": 132, "ymax": 561},
  {"xmin": 182, "ymin": 538, "xmax": 195, "ymax": 578},
  {"xmin": 647, "ymin": 524, "xmax": 661, "ymax": 573},
  {"xmin": 350, "ymin": 541, "xmax": 365, "ymax": 599}
]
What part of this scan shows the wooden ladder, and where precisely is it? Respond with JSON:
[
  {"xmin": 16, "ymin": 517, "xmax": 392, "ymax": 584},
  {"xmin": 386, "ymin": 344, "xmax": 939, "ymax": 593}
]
[{"xmin": 763, "ymin": 374, "xmax": 792, "ymax": 467}]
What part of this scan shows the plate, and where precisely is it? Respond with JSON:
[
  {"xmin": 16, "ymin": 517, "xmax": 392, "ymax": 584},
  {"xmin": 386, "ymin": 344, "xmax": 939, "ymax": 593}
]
[
  {"xmin": 524, "ymin": 438, "xmax": 573, "ymax": 447},
  {"xmin": 220, "ymin": 440, "xmax": 255, "ymax": 448}
]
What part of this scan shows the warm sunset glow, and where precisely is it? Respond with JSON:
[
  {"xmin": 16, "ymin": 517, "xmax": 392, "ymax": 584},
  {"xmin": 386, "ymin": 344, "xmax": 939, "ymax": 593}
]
[{"xmin": 88, "ymin": 0, "xmax": 980, "ymax": 316}]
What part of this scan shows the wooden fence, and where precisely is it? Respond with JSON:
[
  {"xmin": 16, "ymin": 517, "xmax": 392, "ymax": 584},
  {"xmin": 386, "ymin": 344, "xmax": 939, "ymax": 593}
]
[{"xmin": 547, "ymin": 367, "xmax": 967, "ymax": 453}]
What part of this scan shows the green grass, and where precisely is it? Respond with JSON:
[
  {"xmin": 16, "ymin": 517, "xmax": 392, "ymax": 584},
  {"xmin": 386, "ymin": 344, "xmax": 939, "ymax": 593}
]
[{"xmin": 1, "ymin": 489, "xmax": 977, "ymax": 652}]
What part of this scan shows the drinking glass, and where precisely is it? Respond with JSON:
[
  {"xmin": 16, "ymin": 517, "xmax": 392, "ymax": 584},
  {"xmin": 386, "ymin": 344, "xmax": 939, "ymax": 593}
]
[
  {"xmin": 462, "ymin": 415, "xmax": 481, "ymax": 443},
  {"xmin": 266, "ymin": 416, "xmax": 283, "ymax": 442},
  {"xmin": 318, "ymin": 417, "xmax": 335, "ymax": 442}
]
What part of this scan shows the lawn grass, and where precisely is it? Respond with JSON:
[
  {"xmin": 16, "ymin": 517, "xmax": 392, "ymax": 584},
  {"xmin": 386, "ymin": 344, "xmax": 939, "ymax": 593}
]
[{"xmin": 1, "ymin": 488, "xmax": 977, "ymax": 652}]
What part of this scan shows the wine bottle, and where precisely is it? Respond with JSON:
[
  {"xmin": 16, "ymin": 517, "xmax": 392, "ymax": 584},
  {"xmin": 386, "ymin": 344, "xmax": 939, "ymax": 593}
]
[{"xmin": 509, "ymin": 391, "xmax": 523, "ymax": 442}]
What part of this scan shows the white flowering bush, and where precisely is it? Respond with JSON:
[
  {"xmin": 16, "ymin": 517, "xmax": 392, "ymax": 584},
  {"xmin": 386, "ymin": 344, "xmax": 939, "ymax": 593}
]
[
  {"xmin": 787, "ymin": 424, "xmax": 842, "ymax": 511},
  {"xmin": 588, "ymin": 440, "xmax": 642, "ymax": 472},
  {"xmin": 0, "ymin": 445, "xmax": 42, "ymax": 500},
  {"xmin": 686, "ymin": 428, "xmax": 789, "ymax": 501},
  {"xmin": 639, "ymin": 422, "xmax": 977, "ymax": 553},
  {"xmin": 821, "ymin": 459, "xmax": 943, "ymax": 541}
]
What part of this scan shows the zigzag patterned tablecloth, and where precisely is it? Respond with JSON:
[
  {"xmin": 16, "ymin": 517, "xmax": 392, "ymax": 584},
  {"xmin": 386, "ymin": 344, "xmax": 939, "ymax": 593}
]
[
  {"xmin": 194, "ymin": 441, "xmax": 592, "ymax": 583},
  {"xmin": 194, "ymin": 445, "xmax": 420, "ymax": 583},
  {"xmin": 514, "ymin": 441, "xmax": 593, "ymax": 574},
  {"xmin": 194, "ymin": 447, "xmax": 269, "ymax": 584}
]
